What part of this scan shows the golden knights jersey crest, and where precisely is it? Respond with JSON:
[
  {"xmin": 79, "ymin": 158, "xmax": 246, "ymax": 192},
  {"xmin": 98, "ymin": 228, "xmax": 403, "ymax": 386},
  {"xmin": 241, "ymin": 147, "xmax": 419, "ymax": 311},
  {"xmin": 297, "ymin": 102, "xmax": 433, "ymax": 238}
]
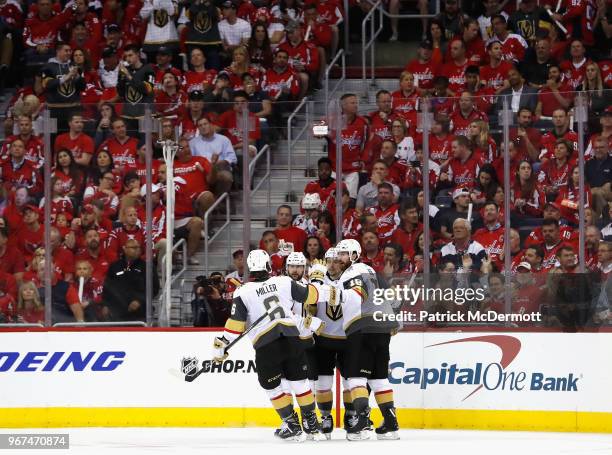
[
  {"xmin": 126, "ymin": 85, "xmax": 144, "ymax": 104},
  {"xmin": 326, "ymin": 301, "xmax": 343, "ymax": 321},
  {"xmin": 194, "ymin": 11, "xmax": 212, "ymax": 33},
  {"xmin": 516, "ymin": 20, "xmax": 534, "ymax": 42},
  {"xmin": 57, "ymin": 78, "xmax": 76, "ymax": 98},
  {"xmin": 154, "ymin": 9, "xmax": 169, "ymax": 27}
]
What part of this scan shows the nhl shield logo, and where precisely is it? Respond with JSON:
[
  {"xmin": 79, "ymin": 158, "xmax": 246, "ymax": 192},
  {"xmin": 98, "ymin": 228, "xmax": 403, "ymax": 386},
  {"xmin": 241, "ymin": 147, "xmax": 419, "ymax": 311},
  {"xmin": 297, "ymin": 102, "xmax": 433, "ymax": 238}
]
[{"xmin": 181, "ymin": 356, "xmax": 198, "ymax": 375}]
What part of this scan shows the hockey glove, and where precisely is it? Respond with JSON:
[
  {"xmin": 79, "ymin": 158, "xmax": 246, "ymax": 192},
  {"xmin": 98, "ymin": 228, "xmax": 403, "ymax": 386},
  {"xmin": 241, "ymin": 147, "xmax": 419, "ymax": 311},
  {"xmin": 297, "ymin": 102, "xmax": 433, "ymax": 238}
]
[
  {"xmin": 309, "ymin": 262, "xmax": 327, "ymax": 284},
  {"xmin": 212, "ymin": 336, "xmax": 229, "ymax": 363},
  {"xmin": 304, "ymin": 314, "xmax": 326, "ymax": 336}
]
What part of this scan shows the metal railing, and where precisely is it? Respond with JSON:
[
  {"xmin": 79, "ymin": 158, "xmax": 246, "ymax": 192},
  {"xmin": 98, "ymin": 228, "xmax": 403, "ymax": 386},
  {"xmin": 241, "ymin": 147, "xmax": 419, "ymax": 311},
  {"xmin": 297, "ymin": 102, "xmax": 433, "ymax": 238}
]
[
  {"xmin": 0, "ymin": 323, "xmax": 45, "ymax": 328},
  {"xmin": 53, "ymin": 321, "xmax": 148, "ymax": 327},
  {"xmin": 158, "ymin": 238, "xmax": 187, "ymax": 327},
  {"xmin": 249, "ymin": 144, "xmax": 272, "ymax": 222},
  {"xmin": 203, "ymin": 192, "xmax": 232, "ymax": 275},
  {"xmin": 325, "ymin": 49, "xmax": 347, "ymax": 119},
  {"xmin": 286, "ymin": 97, "xmax": 311, "ymax": 197},
  {"xmin": 361, "ymin": 0, "xmax": 440, "ymax": 95},
  {"xmin": 160, "ymin": 238, "xmax": 188, "ymax": 286}
]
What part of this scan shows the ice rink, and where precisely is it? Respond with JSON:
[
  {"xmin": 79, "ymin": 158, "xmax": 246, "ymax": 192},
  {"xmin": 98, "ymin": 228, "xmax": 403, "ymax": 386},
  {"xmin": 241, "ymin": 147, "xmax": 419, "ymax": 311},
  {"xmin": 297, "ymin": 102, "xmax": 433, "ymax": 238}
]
[{"xmin": 6, "ymin": 428, "xmax": 612, "ymax": 454}]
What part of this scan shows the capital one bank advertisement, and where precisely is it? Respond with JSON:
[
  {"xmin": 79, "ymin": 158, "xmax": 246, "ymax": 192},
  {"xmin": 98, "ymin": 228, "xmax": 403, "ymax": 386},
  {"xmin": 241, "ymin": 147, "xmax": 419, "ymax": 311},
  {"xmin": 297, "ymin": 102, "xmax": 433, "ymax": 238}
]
[{"xmin": 388, "ymin": 333, "xmax": 611, "ymax": 413}]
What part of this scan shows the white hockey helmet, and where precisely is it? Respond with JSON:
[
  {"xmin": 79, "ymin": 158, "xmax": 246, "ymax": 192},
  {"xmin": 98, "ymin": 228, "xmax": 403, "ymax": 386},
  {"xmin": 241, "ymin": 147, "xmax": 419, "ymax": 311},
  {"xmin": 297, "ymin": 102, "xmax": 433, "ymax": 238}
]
[
  {"xmin": 286, "ymin": 252, "xmax": 307, "ymax": 267},
  {"xmin": 247, "ymin": 249, "xmax": 271, "ymax": 272},
  {"xmin": 302, "ymin": 193, "xmax": 321, "ymax": 210},
  {"xmin": 336, "ymin": 239, "xmax": 361, "ymax": 263},
  {"xmin": 324, "ymin": 247, "xmax": 338, "ymax": 260}
]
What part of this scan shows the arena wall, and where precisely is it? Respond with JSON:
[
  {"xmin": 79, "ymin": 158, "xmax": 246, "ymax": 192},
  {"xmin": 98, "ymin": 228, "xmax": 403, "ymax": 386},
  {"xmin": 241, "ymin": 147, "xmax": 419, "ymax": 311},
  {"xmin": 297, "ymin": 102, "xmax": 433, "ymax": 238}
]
[{"xmin": 1, "ymin": 328, "xmax": 611, "ymax": 433}]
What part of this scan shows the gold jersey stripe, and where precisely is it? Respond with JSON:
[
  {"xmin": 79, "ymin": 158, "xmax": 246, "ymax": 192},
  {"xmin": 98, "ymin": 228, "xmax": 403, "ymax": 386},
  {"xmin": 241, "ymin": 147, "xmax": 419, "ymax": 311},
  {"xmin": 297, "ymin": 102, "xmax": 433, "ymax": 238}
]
[
  {"xmin": 271, "ymin": 394, "xmax": 292, "ymax": 410},
  {"xmin": 296, "ymin": 391, "xmax": 314, "ymax": 407},
  {"xmin": 316, "ymin": 391, "xmax": 333, "ymax": 404},
  {"xmin": 351, "ymin": 387, "xmax": 369, "ymax": 400},
  {"xmin": 224, "ymin": 318, "xmax": 246, "ymax": 334},
  {"xmin": 374, "ymin": 390, "xmax": 394, "ymax": 405},
  {"xmin": 304, "ymin": 284, "xmax": 319, "ymax": 306}
]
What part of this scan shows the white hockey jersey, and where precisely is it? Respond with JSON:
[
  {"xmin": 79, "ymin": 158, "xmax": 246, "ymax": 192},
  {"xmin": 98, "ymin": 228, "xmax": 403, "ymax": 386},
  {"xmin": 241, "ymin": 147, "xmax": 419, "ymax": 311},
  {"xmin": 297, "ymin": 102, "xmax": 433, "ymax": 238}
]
[
  {"xmin": 314, "ymin": 272, "xmax": 346, "ymax": 339},
  {"xmin": 226, "ymin": 275, "xmax": 318, "ymax": 349}
]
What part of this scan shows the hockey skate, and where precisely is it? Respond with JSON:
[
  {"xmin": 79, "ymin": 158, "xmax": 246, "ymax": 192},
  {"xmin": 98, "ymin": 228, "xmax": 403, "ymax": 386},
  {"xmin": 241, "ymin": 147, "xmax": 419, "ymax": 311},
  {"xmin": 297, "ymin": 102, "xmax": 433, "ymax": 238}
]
[
  {"xmin": 345, "ymin": 410, "xmax": 372, "ymax": 441},
  {"xmin": 301, "ymin": 411, "xmax": 324, "ymax": 440},
  {"xmin": 375, "ymin": 408, "xmax": 400, "ymax": 440},
  {"xmin": 320, "ymin": 414, "xmax": 334, "ymax": 440},
  {"xmin": 274, "ymin": 412, "xmax": 307, "ymax": 442}
]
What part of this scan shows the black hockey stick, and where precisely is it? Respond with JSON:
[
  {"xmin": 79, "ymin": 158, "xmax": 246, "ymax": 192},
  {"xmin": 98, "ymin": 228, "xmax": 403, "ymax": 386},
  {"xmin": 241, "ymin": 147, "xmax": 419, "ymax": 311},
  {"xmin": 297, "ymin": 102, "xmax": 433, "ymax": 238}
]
[{"xmin": 184, "ymin": 308, "xmax": 274, "ymax": 382}]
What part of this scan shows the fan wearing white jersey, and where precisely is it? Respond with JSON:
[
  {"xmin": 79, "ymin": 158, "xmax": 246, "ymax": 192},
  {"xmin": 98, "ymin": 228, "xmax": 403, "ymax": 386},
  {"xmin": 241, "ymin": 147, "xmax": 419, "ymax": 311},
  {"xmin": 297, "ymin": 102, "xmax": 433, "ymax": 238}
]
[
  {"xmin": 212, "ymin": 250, "xmax": 325, "ymax": 441},
  {"xmin": 307, "ymin": 248, "xmax": 353, "ymax": 438},
  {"xmin": 333, "ymin": 239, "xmax": 400, "ymax": 441},
  {"xmin": 293, "ymin": 193, "xmax": 321, "ymax": 236}
]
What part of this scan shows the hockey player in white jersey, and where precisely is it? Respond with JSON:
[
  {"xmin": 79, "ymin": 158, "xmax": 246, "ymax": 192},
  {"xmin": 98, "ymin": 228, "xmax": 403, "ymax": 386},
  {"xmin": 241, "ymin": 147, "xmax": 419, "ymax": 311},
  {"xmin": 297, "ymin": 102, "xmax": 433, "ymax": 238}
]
[
  {"xmin": 292, "ymin": 193, "xmax": 321, "ymax": 236},
  {"xmin": 331, "ymin": 239, "xmax": 400, "ymax": 441},
  {"xmin": 212, "ymin": 250, "xmax": 325, "ymax": 441},
  {"xmin": 307, "ymin": 248, "xmax": 354, "ymax": 439}
]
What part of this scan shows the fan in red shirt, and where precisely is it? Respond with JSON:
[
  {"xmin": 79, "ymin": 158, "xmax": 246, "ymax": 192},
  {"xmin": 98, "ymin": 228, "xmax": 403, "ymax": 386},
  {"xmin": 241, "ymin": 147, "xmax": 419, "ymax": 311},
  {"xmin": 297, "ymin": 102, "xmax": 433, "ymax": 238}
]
[
  {"xmin": 449, "ymin": 92, "xmax": 488, "ymax": 138},
  {"xmin": 97, "ymin": 118, "xmax": 139, "ymax": 171},
  {"xmin": 173, "ymin": 137, "xmax": 216, "ymax": 217},
  {"xmin": 0, "ymin": 115, "xmax": 44, "ymax": 168},
  {"xmin": 0, "ymin": 227, "xmax": 25, "ymax": 282},
  {"xmin": 303, "ymin": 157, "xmax": 346, "ymax": 214},
  {"xmin": 216, "ymin": 91, "xmax": 261, "ymax": 154},
  {"xmin": 182, "ymin": 48, "xmax": 218, "ymax": 94},
  {"xmin": 468, "ymin": 119, "xmax": 498, "ymax": 163},
  {"xmin": 53, "ymin": 113, "xmax": 95, "ymax": 167},
  {"xmin": 488, "ymin": 15, "xmax": 528, "ymax": 64},
  {"xmin": 71, "ymin": 259, "xmax": 105, "ymax": 321},
  {"xmin": 83, "ymin": 170, "xmax": 120, "ymax": 220},
  {"xmin": 151, "ymin": 47, "xmax": 183, "ymax": 90},
  {"xmin": 367, "ymin": 182, "xmax": 400, "ymax": 244},
  {"xmin": 464, "ymin": 66, "xmax": 497, "ymax": 114},
  {"xmin": 361, "ymin": 231, "xmax": 385, "ymax": 272},
  {"xmin": 63, "ymin": 0, "xmax": 103, "ymax": 47},
  {"xmin": 0, "ymin": 270, "xmax": 17, "ymax": 318},
  {"xmin": 260, "ymin": 230, "xmax": 286, "ymax": 275},
  {"xmin": 278, "ymin": 22, "xmax": 320, "ymax": 98},
  {"xmin": 260, "ymin": 49, "xmax": 301, "ymax": 100},
  {"xmin": 154, "ymin": 72, "xmax": 188, "ymax": 119},
  {"xmin": 0, "ymin": 139, "xmax": 40, "ymax": 194},
  {"xmin": 511, "ymin": 160, "xmax": 546, "ymax": 219},
  {"xmin": 404, "ymin": 40, "xmax": 440, "ymax": 91},
  {"xmin": 509, "ymin": 108, "xmax": 542, "ymax": 162},
  {"xmin": 535, "ymin": 65, "xmax": 574, "ymax": 118},
  {"xmin": 325, "ymin": 93, "xmax": 368, "ymax": 198},
  {"xmin": 538, "ymin": 138, "xmax": 574, "ymax": 200},
  {"xmin": 75, "ymin": 228, "xmax": 111, "ymax": 282},
  {"xmin": 14, "ymin": 205, "xmax": 44, "ymax": 263},
  {"xmin": 441, "ymin": 135, "xmax": 484, "ymax": 189},
  {"xmin": 555, "ymin": 165, "xmax": 592, "ymax": 226},
  {"xmin": 303, "ymin": 3, "xmax": 333, "ymax": 87},
  {"xmin": 479, "ymin": 41, "xmax": 514, "ymax": 91},
  {"xmin": 274, "ymin": 205, "xmax": 308, "ymax": 253},
  {"xmin": 106, "ymin": 206, "xmax": 146, "ymax": 264},
  {"xmin": 178, "ymin": 91, "xmax": 208, "ymax": 139},
  {"xmin": 451, "ymin": 19, "xmax": 486, "ymax": 65},
  {"xmin": 23, "ymin": 0, "xmax": 74, "ymax": 58},
  {"xmin": 428, "ymin": 119, "xmax": 455, "ymax": 167},
  {"xmin": 340, "ymin": 188, "xmax": 361, "ymax": 240},
  {"xmin": 538, "ymin": 219, "xmax": 577, "ymax": 270},
  {"xmin": 560, "ymin": 40, "xmax": 591, "ymax": 90},
  {"xmin": 368, "ymin": 90, "xmax": 404, "ymax": 141},
  {"xmin": 441, "ymin": 39, "xmax": 469, "ymax": 95},
  {"xmin": 473, "ymin": 202, "xmax": 506, "ymax": 270},
  {"xmin": 0, "ymin": 0, "xmax": 23, "ymax": 35},
  {"xmin": 39, "ymin": 176, "xmax": 74, "ymax": 223},
  {"xmin": 71, "ymin": 203, "xmax": 111, "ymax": 252},
  {"xmin": 49, "ymin": 227, "xmax": 75, "ymax": 282},
  {"xmin": 390, "ymin": 203, "xmax": 424, "ymax": 259},
  {"xmin": 391, "ymin": 72, "xmax": 420, "ymax": 122},
  {"xmin": 539, "ymin": 108, "xmax": 579, "ymax": 163}
]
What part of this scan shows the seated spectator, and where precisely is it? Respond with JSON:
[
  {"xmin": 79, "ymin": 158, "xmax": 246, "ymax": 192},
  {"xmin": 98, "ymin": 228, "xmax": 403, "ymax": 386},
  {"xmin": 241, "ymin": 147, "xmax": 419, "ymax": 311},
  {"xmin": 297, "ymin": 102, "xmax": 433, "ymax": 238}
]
[
  {"xmin": 341, "ymin": 188, "xmax": 362, "ymax": 240},
  {"xmin": 83, "ymin": 170, "xmax": 120, "ymax": 220},
  {"xmin": 441, "ymin": 39, "xmax": 469, "ymax": 96},
  {"xmin": 247, "ymin": 23, "xmax": 274, "ymax": 71},
  {"xmin": 53, "ymin": 149, "xmax": 85, "ymax": 198},
  {"xmin": 16, "ymin": 281, "xmax": 44, "ymax": 324},
  {"xmin": 381, "ymin": 243, "xmax": 413, "ymax": 278},
  {"xmin": 428, "ymin": 118, "xmax": 453, "ymax": 167},
  {"xmin": 36, "ymin": 259, "xmax": 84, "ymax": 324},
  {"xmin": 538, "ymin": 218, "xmax": 574, "ymax": 270},
  {"xmin": 151, "ymin": 47, "xmax": 182, "ymax": 90},
  {"xmin": 217, "ymin": 91, "xmax": 260, "ymax": 157},
  {"xmin": 243, "ymin": 73, "xmax": 272, "ymax": 126},
  {"xmin": 15, "ymin": 205, "xmax": 44, "ymax": 263},
  {"xmin": 38, "ymin": 176, "xmax": 74, "ymax": 223},
  {"xmin": 260, "ymin": 48, "xmax": 300, "ymax": 106},
  {"xmin": 555, "ymin": 166, "xmax": 592, "ymax": 226},
  {"xmin": 1, "ymin": 139, "xmax": 40, "ymax": 195},
  {"xmin": 495, "ymin": 67, "xmax": 538, "ymax": 116},
  {"xmin": 134, "ymin": 139, "xmax": 162, "ymax": 185},
  {"xmin": 75, "ymin": 228, "xmax": 110, "ymax": 282},
  {"xmin": 405, "ymin": 40, "xmax": 440, "ymax": 92},
  {"xmin": 302, "ymin": 3, "xmax": 332, "ymax": 88},
  {"xmin": 69, "ymin": 203, "xmax": 111, "ymax": 252},
  {"xmin": 597, "ymin": 241, "xmax": 612, "ymax": 278},
  {"xmin": 356, "ymin": 160, "xmax": 400, "ymax": 213},
  {"xmin": 260, "ymin": 230, "xmax": 285, "ymax": 274},
  {"xmin": 304, "ymin": 236, "xmax": 325, "ymax": 265},
  {"xmin": 464, "ymin": 65, "xmax": 496, "ymax": 114},
  {"xmin": 379, "ymin": 140, "xmax": 408, "ymax": 187},
  {"xmin": 183, "ymin": 48, "xmax": 218, "ymax": 94},
  {"xmin": 0, "ymin": 226, "xmax": 25, "ymax": 283},
  {"xmin": 0, "ymin": 267, "xmax": 17, "ymax": 321},
  {"xmin": 582, "ymin": 63, "xmax": 612, "ymax": 124},
  {"xmin": 366, "ymin": 182, "xmax": 400, "ymax": 244},
  {"xmin": 102, "ymin": 238, "xmax": 159, "ymax": 322},
  {"xmin": 538, "ymin": 138, "xmax": 573, "ymax": 200},
  {"xmin": 86, "ymin": 150, "xmax": 121, "ymax": 195},
  {"xmin": 449, "ymin": 92, "xmax": 488, "ymax": 137},
  {"xmin": 441, "ymin": 217, "xmax": 488, "ymax": 273},
  {"xmin": 274, "ymin": 205, "xmax": 307, "ymax": 252},
  {"xmin": 468, "ymin": 120, "xmax": 497, "ymax": 163},
  {"xmin": 535, "ymin": 64, "xmax": 574, "ymax": 119},
  {"xmin": 402, "ymin": 147, "xmax": 441, "ymax": 196},
  {"xmin": 187, "ymin": 119, "xmax": 234, "ymax": 197},
  {"xmin": 97, "ymin": 118, "xmax": 139, "ymax": 171},
  {"xmin": 479, "ymin": 41, "xmax": 513, "ymax": 92},
  {"xmin": 221, "ymin": 45, "xmax": 261, "ymax": 91},
  {"xmin": 486, "ymin": 14, "xmax": 528, "ymax": 65},
  {"xmin": 137, "ymin": 183, "xmax": 168, "ymax": 267},
  {"xmin": 473, "ymin": 201, "xmax": 505, "ymax": 271},
  {"xmin": 93, "ymin": 102, "xmax": 117, "ymax": 147},
  {"xmin": 471, "ymin": 164, "xmax": 500, "ymax": 208},
  {"xmin": 0, "ymin": 115, "xmax": 44, "ymax": 168},
  {"xmin": 278, "ymin": 21, "xmax": 320, "ymax": 97},
  {"xmin": 391, "ymin": 71, "xmax": 420, "ymax": 122},
  {"xmin": 71, "ymin": 259, "xmax": 104, "ymax": 321},
  {"xmin": 560, "ymin": 40, "xmax": 591, "ymax": 90},
  {"xmin": 585, "ymin": 136, "xmax": 612, "ymax": 218},
  {"xmin": 315, "ymin": 211, "xmax": 336, "ymax": 247},
  {"xmin": 539, "ymin": 108, "xmax": 578, "ymax": 163},
  {"xmin": 202, "ymin": 73, "xmax": 233, "ymax": 113},
  {"xmin": 509, "ymin": 108, "xmax": 541, "ymax": 163},
  {"xmin": 361, "ymin": 230, "xmax": 384, "ymax": 272},
  {"xmin": 119, "ymin": 171, "xmax": 142, "ymax": 212},
  {"xmin": 390, "ymin": 202, "xmax": 424, "ymax": 260},
  {"xmin": 437, "ymin": 187, "xmax": 484, "ymax": 240},
  {"xmin": 368, "ymin": 90, "xmax": 399, "ymax": 142},
  {"xmin": 439, "ymin": 135, "xmax": 484, "ymax": 190},
  {"xmin": 154, "ymin": 72, "xmax": 188, "ymax": 119},
  {"xmin": 218, "ymin": 0, "xmax": 252, "ymax": 65},
  {"xmin": 106, "ymin": 206, "xmax": 145, "ymax": 263},
  {"xmin": 304, "ymin": 157, "xmax": 346, "ymax": 214},
  {"xmin": 520, "ymin": 37, "xmax": 558, "ymax": 90},
  {"xmin": 179, "ymin": 90, "xmax": 210, "ymax": 139},
  {"xmin": 271, "ymin": 0, "xmax": 301, "ymax": 24},
  {"xmin": 390, "ymin": 119, "xmax": 416, "ymax": 162},
  {"xmin": 510, "ymin": 160, "xmax": 545, "ymax": 221}
]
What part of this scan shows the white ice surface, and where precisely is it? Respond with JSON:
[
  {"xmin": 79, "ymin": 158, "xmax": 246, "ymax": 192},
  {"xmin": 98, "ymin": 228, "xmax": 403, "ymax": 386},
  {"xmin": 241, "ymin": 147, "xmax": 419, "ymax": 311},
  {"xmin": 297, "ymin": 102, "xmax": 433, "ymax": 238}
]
[{"xmin": 6, "ymin": 428, "xmax": 612, "ymax": 455}]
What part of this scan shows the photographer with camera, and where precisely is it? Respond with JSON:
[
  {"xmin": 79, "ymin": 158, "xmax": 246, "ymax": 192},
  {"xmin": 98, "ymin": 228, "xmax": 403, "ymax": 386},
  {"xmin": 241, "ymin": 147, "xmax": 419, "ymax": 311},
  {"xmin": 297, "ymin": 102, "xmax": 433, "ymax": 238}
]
[{"xmin": 191, "ymin": 272, "xmax": 231, "ymax": 327}]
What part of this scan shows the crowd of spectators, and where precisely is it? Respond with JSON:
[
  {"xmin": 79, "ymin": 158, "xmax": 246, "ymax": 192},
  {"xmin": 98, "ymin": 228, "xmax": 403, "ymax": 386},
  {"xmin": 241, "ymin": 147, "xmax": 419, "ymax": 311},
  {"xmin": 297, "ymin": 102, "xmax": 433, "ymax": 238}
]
[{"xmin": 0, "ymin": 0, "xmax": 610, "ymax": 328}]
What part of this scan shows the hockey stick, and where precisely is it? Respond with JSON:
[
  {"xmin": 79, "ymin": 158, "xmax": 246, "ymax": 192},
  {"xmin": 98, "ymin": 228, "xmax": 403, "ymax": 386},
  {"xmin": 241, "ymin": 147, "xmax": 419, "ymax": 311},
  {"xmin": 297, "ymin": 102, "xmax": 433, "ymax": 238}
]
[{"xmin": 183, "ymin": 307, "xmax": 276, "ymax": 382}]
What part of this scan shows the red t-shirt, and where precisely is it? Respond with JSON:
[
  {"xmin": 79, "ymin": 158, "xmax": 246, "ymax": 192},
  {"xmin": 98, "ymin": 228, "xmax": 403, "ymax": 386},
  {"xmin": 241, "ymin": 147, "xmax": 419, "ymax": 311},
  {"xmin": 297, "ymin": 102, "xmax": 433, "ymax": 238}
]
[
  {"xmin": 479, "ymin": 61, "xmax": 514, "ymax": 90},
  {"xmin": 216, "ymin": 110, "xmax": 261, "ymax": 146},
  {"xmin": 97, "ymin": 136, "xmax": 139, "ymax": 170},
  {"xmin": 275, "ymin": 226, "xmax": 308, "ymax": 252},
  {"xmin": 404, "ymin": 59, "xmax": 440, "ymax": 90},
  {"xmin": 53, "ymin": 132, "xmax": 95, "ymax": 162},
  {"xmin": 0, "ymin": 246, "xmax": 25, "ymax": 276},
  {"xmin": 328, "ymin": 115, "xmax": 369, "ymax": 173}
]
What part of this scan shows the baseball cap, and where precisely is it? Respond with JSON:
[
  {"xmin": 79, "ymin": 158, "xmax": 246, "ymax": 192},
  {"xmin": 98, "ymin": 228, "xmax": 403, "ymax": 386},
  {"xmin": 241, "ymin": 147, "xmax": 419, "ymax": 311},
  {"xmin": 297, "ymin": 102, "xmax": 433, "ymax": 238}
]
[
  {"xmin": 517, "ymin": 262, "xmax": 532, "ymax": 271},
  {"xmin": 419, "ymin": 40, "xmax": 433, "ymax": 50},
  {"xmin": 157, "ymin": 46, "xmax": 172, "ymax": 55},
  {"xmin": 140, "ymin": 183, "xmax": 162, "ymax": 198},
  {"xmin": 189, "ymin": 90, "xmax": 204, "ymax": 101},
  {"xmin": 285, "ymin": 21, "xmax": 299, "ymax": 32},
  {"xmin": 107, "ymin": 23, "xmax": 121, "ymax": 33},
  {"xmin": 452, "ymin": 187, "xmax": 470, "ymax": 199},
  {"xmin": 24, "ymin": 204, "xmax": 40, "ymax": 215},
  {"xmin": 221, "ymin": 0, "xmax": 236, "ymax": 8}
]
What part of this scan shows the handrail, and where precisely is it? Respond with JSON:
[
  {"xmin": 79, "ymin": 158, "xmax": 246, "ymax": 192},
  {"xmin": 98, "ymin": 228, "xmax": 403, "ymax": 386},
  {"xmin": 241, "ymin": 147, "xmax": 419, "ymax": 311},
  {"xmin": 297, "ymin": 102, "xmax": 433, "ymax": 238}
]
[
  {"xmin": 324, "ymin": 49, "xmax": 346, "ymax": 119},
  {"xmin": 158, "ymin": 238, "xmax": 187, "ymax": 327},
  {"xmin": 204, "ymin": 191, "xmax": 231, "ymax": 275},
  {"xmin": 53, "ymin": 321, "xmax": 147, "ymax": 327},
  {"xmin": 249, "ymin": 144, "xmax": 272, "ymax": 222},
  {"xmin": 361, "ymin": 0, "xmax": 440, "ymax": 95},
  {"xmin": 362, "ymin": 0, "xmax": 384, "ymax": 98},
  {"xmin": 0, "ymin": 323, "xmax": 45, "ymax": 328},
  {"xmin": 286, "ymin": 97, "xmax": 310, "ymax": 197},
  {"xmin": 160, "ymin": 238, "xmax": 187, "ymax": 286}
]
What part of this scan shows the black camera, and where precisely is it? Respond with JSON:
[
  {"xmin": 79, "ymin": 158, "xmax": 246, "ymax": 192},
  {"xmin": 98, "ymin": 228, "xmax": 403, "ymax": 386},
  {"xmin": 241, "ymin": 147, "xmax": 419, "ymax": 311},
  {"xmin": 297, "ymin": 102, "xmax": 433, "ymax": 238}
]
[
  {"xmin": 410, "ymin": 160, "xmax": 421, "ymax": 168},
  {"xmin": 193, "ymin": 274, "xmax": 224, "ymax": 298}
]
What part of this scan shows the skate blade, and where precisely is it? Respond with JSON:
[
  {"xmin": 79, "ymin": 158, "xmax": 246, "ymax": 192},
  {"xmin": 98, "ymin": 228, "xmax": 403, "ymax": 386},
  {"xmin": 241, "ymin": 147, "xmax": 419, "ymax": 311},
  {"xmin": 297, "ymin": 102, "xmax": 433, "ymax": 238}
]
[
  {"xmin": 285, "ymin": 432, "xmax": 307, "ymax": 443},
  {"xmin": 346, "ymin": 431, "xmax": 371, "ymax": 441},
  {"xmin": 376, "ymin": 431, "xmax": 400, "ymax": 440}
]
